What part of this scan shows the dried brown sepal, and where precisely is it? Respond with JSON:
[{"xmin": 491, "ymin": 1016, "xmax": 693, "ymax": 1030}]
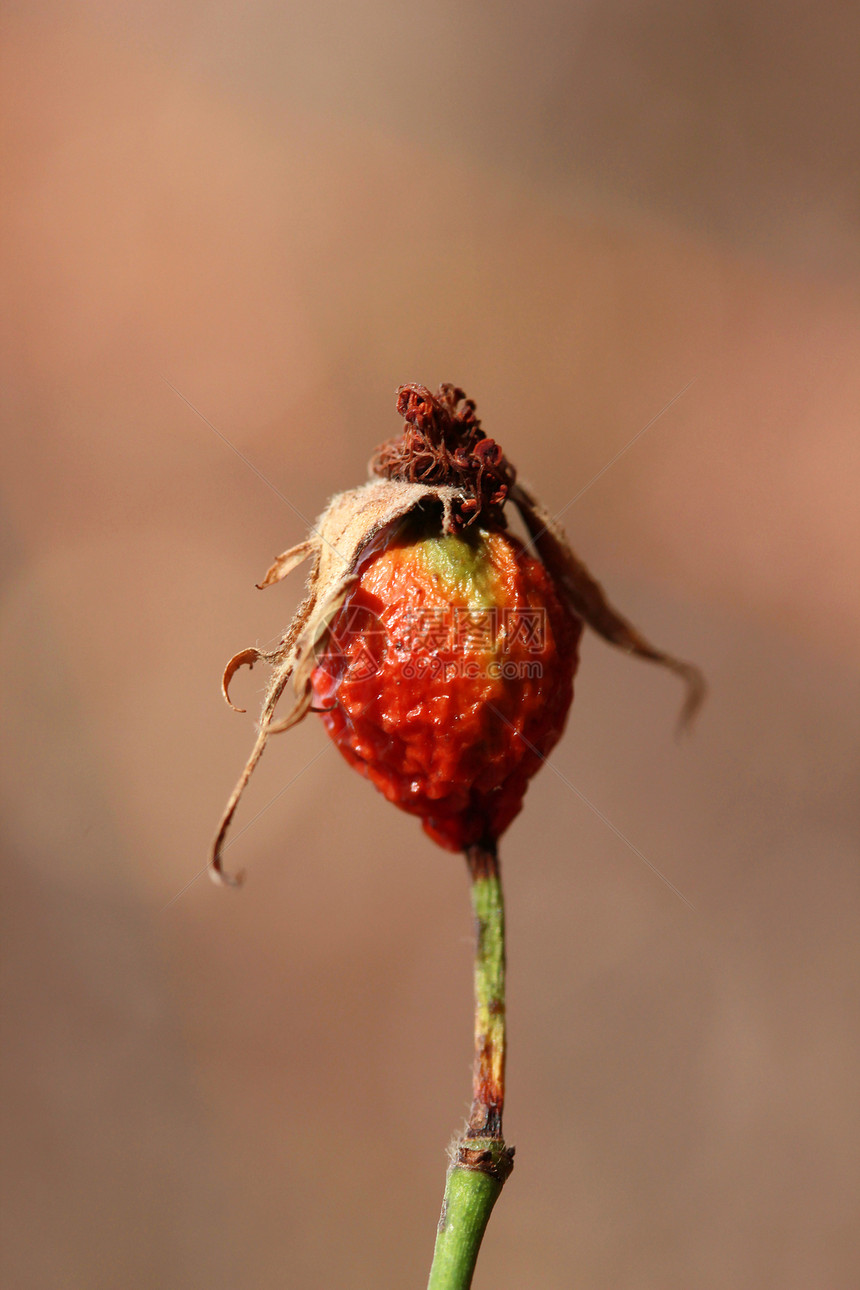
[
  {"xmin": 210, "ymin": 477, "xmax": 477, "ymax": 885},
  {"xmin": 222, "ymin": 647, "xmax": 264, "ymax": 713},
  {"xmin": 255, "ymin": 539, "xmax": 316, "ymax": 590},
  {"xmin": 510, "ymin": 481, "xmax": 706, "ymax": 732}
]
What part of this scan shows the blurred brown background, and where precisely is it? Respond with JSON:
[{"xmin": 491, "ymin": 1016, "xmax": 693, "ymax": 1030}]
[{"xmin": 1, "ymin": 3, "xmax": 859, "ymax": 1287}]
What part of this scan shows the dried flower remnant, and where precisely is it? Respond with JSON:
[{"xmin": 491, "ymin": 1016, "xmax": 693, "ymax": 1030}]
[{"xmin": 211, "ymin": 383, "xmax": 704, "ymax": 885}]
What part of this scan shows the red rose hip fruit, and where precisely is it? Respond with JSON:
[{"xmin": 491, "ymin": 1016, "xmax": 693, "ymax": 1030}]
[
  {"xmin": 211, "ymin": 382, "xmax": 703, "ymax": 884},
  {"xmin": 311, "ymin": 521, "xmax": 583, "ymax": 851}
]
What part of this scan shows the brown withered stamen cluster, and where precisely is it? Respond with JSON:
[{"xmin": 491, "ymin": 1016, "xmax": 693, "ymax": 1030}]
[{"xmin": 371, "ymin": 383, "xmax": 515, "ymax": 529}]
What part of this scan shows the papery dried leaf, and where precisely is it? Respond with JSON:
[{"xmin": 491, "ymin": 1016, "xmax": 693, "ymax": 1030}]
[
  {"xmin": 510, "ymin": 481, "xmax": 706, "ymax": 731},
  {"xmin": 210, "ymin": 478, "xmax": 473, "ymax": 885},
  {"xmin": 266, "ymin": 577, "xmax": 359, "ymax": 735},
  {"xmin": 210, "ymin": 665, "xmax": 301, "ymax": 887},
  {"xmin": 256, "ymin": 539, "xmax": 316, "ymax": 590}
]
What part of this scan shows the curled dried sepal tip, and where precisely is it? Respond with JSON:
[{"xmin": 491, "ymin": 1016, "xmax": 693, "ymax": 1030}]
[
  {"xmin": 221, "ymin": 647, "xmax": 263, "ymax": 714},
  {"xmin": 210, "ymin": 862, "xmax": 245, "ymax": 889},
  {"xmin": 209, "ymin": 383, "xmax": 705, "ymax": 887},
  {"xmin": 255, "ymin": 539, "xmax": 316, "ymax": 591}
]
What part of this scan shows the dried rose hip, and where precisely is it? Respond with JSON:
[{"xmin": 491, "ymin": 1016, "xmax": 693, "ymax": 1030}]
[
  {"xmin": 311, "ymin": 519, "xmax": 582, "ymax": 851},
  {"xmin": 212, "ymin": 384, "xmax": 703, "ymax": 884}
]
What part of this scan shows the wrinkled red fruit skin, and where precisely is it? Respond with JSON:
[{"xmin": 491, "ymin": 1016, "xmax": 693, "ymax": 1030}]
[{"xmin": 310, "ymin": 527, "xmax": 583, "ymax": 851}]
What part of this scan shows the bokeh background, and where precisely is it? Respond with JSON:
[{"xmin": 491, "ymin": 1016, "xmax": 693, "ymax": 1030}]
[{"xmin": 2, "ymin": 3, "xmax": 859, "ymax": 1287}]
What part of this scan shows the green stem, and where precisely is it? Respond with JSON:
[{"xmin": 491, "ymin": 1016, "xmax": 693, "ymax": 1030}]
[{"xmin": 426, "ymin": 842, "xmax": 514, "ymax": 1290}]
